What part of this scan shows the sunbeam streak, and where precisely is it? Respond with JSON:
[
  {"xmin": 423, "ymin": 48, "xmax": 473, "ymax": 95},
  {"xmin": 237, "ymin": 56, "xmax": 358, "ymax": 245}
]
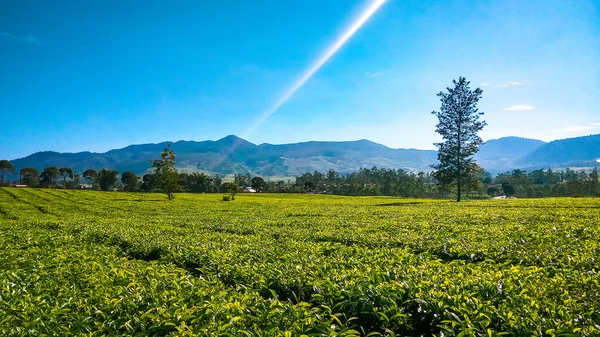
[{"xmin": 242, "ymin": 0, "xmax": 386, "ymax": 139}]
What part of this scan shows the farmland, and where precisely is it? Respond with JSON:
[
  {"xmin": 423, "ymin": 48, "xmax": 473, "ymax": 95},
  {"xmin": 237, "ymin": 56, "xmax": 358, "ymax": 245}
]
[{"xmin": 0, "ymin": 188, "xmax": 599, "ymax": 336}]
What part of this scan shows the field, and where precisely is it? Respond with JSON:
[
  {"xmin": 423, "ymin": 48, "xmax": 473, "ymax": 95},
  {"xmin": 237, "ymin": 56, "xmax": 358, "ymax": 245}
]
[{"xmin": 0, "ymin": 188, "xmax": 599, "ymax": 336}]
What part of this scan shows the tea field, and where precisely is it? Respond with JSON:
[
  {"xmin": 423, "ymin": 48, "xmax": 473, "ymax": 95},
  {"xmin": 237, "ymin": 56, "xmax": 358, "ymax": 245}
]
[{"xmin": 0, "ymin": 188, "xmax": 599, "ymax": 336}]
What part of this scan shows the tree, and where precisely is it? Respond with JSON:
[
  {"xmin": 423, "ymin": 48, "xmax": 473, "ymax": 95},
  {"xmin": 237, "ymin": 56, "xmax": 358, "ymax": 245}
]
[
  {"xmin": 0, "ymin": 160, "xmax": 14, "ymax": 186},
  {"xmin": 152, "ymin": 144, "xmax": 179, "ymax": 200},
  {"xmin": 39, "ymin": 166, "xmax": 60, "ymax": 188},
  {"xmin": 83, "ymin": 169, "xmax": 98, "ymax": 189},
  {"xmin": 141, "ymin": 173, "xmax": 156, "ymax": 192},
  {"xmin": 588, "ymin": 168, "xmax": 599, "ymax": 196},
  {"xmin": 234, "ymin": 174, "xmax": 250, "ymax": 187},
  {"xmin": 502, "ymin": 183, "xmax": 515, "ymax": 197},
  {"xmin": 431, "ymin": 77, "xmax": 487, "ymax": 201},
  {"xmin": 59, "ymin": 167, "xmax": 74, "ymax": 187},
  {"xmin": 97, "ymin": 168, "xmax": 119, "ymax": 191},
  {"xmin": 20, "ymin": 168, "xmax": 39, "ymax": 187},
  {"xmin": 221, "ymin": 182, "xmax": 240, "ymax": 200},
  {"xmin": 121, "ymin": 171, "xmax": 139, "ymax": 192},
  {"xmin": 251, "ymin": 176, "xmax": 266, "ymax": 192},
  {"xmin": 186, "ymin": 172, "xmax": 212, "ymax": 193}
]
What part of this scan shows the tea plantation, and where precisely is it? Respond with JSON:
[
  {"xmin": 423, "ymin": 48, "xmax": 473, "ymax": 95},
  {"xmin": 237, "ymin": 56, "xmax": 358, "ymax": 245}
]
[{"xmin": 0, "ymin": 188, "xmax": 598, "ymax": 336}]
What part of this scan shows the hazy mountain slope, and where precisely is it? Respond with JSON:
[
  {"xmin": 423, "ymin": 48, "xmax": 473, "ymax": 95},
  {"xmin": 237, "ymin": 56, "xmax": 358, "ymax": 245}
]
[
  {"xmin": 9, "ymin": 136, "xmax": 437, "ymax": 178},
  {"xmin": 475, "ymin": 137, "xmax": 546, "ymax": 172},
  {"xmin": 517, "ymin": 134, "xmax": 600, "ymax": 168},
  {"xmin": 7, "ymin": 134, "xmax": 599, "ymax": 180}
]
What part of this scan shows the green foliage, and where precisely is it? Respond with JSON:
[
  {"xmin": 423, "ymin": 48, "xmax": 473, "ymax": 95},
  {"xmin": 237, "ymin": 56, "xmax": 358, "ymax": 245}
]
[
  {"xmin": 251, "ymin": 176, "xmax": 266, "ymax": 192},
  {"xmin": 152, "ymin": 145, "xmax": 179, "ymax": 200},
  {"xmin": 432, "ymin": 77, "xmax": 487, "ymax": 201},
  {"xmin": 19, "ymin": 167, "xmax": 39, "ymax": 187},
  {"xmin": 1, "ymin": 189, "xmax": 599, "ymax": 336},
  {"xmin": 83, "ymin": 169, "xmax": 98, "ymax": 189},
  {"xmin": 0, "ymin": 160, "xmax": 14, "ymax": 185},
  {"xmin": 221, "ymin": 182, "xmax": 240, "ymax": 200},
  {"xmin": 97, "ymin": 168, "xmax": 119, "ymax": 191},
  {"xmin": 58, "ymin": 167, "xmax": 73, "ymax": 187},
  {"xmin": 121, "ymin": 171, "xmax": 139, "ymax": 192},
  {"xmin": 39, "ymin": 166, "xmax": 60, "ymax": 188}
]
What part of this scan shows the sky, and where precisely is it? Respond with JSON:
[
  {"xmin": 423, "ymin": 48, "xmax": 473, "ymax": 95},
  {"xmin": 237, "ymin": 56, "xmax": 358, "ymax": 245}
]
[{"xmin": 1, "ymin": 0, "xmax": 599, "ymax": 160}]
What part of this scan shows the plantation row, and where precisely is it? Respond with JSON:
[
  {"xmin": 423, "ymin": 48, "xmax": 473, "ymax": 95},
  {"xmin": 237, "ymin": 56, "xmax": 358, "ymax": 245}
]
[{"xmin": 1, "ymin": 188, "xmax": 599, "ymax": 336}]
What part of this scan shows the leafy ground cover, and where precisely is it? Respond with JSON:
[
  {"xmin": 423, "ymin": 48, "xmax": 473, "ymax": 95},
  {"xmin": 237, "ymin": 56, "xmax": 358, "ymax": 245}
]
[{"xmin": 0, "ymin": 188, "xmax": 599, "ymax": 336}]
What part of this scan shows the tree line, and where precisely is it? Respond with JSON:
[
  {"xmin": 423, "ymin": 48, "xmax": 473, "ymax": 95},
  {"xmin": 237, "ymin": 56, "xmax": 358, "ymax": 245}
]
[{"xmin": 2, "ymin": 156, "xmax": 597, "ymax": 198}]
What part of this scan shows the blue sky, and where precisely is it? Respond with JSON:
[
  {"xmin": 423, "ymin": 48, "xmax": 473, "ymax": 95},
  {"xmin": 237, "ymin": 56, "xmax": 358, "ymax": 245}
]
[{"xmin": 1, "ymin": 0, "xmax": 599, "ymax": 160}]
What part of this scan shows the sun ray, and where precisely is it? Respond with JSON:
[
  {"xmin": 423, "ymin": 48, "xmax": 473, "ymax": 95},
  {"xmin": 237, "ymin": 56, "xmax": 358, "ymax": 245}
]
[{"xmin": 241, "ymin": 0, "xmax": 386, "ymax": 140}]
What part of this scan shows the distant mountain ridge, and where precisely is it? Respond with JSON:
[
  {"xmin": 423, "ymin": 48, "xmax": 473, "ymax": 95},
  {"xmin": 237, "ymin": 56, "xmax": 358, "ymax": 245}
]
[{"xmin": 7, "ymin": 134, "xmax": 600, "ymax": 179}]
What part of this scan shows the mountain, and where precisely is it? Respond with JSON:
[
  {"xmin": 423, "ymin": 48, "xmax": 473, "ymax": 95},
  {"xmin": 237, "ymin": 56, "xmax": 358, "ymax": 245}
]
[
  {"xmin": 7, "ymin": 134, "xmax": 600, "ymax": 180},
  {"xmin": 517, "ymin": 134, "xmax": 600, "ymax": 169},
  {"xmin": 8, "ymin": 135, "xmax": 438, "ymax": 178},
  {"xmin": 475, "ymin": 137, "xmax": 546, "ymax": 172}
]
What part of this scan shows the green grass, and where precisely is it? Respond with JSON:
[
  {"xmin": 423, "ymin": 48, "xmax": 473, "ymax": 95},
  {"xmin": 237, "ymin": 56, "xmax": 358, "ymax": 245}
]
[{"xmin": 1, "ymin": 188, "xmax": 599, "ymax": 336}]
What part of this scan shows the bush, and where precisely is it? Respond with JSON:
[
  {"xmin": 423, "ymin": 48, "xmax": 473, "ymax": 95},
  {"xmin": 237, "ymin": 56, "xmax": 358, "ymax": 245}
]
[{"xmin": 222, "ymin": 195, "xmax": 231, "ymax": 201}]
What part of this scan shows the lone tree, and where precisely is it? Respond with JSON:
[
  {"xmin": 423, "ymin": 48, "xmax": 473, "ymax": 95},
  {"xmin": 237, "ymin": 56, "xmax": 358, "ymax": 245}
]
[
  {"xmin": 0, "ymin": 160, "xmax": 14, "ymax": 186},
  {"xmin": 431, "ymin": 77, "xmax": 487, "ymax": 201},
  {"xmin": 152, "ymin": 144, "xmax": 179, "ymax": 200}
]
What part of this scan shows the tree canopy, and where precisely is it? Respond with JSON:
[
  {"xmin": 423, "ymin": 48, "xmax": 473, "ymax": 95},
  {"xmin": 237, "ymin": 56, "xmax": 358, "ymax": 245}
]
[
  {"xmin": 152, "ymin": 145, "xmax": 179, "ymax": 200},
  {"xmin": 40, "ymin": 166, "xmax": 60, "ymax": 188},
  {"xmin": 83, "ymin": 169, "xmax": 98, "ymax": 189},
  {"xmin": 121, "ymin": 171, "xmax": 139, "ymax": 192},
  {"xmin": 97, "ymin": 169, "xmax": 119, "ymax": 191},
  {"xmin": 431, "ymin": 77, "xmax": 487, "ymax": 201},
  {"xmin": 19, "ymin": 167, "xmax": 39, "ymax": 187},
  {"xmin": 0, "ymin": 160, "xmax": 14, "ymax": 185}
]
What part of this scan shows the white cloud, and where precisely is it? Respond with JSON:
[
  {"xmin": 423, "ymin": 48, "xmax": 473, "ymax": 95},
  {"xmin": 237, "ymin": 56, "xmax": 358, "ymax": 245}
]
[
  {"xmin": 502, "ymin": 104, "xmax": 534, "ymax": 111},
  {"xmin": 493, "ymin": 81, "xmax": 529, "ymax": 87},
  {"xmin": 0, "ymin": 32, "xmax": 43, "ymax": 46},
  {"xmin": 479, "ymin": 82, "xmax": 489, "ymax": 86}
]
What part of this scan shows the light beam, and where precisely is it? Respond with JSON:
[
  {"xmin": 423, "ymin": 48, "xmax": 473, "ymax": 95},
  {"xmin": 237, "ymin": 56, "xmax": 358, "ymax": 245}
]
[{"xmin": 242, "ymin": 0, "xmax": 386, "ymax": 139}]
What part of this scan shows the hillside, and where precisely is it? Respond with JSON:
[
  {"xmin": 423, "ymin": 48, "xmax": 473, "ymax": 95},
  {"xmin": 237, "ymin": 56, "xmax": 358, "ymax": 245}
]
[
  {"xmin": 8, "ymin": 136, "xmax": 438, "ymax": 178},
  {"xmin": 7, "ymin": 134, "xmax": 600, "ymax": 179},
  {"xmin": 517, "ymin": 134, "xmax": 600, "ymax": 168},
  {"xmin": 474, "ymin": 137, "xmax": 546, "ymax": 172}
]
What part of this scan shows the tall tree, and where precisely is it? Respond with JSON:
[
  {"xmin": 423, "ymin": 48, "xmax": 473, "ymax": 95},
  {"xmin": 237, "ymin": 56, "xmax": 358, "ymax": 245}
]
[
  {"xmin": 20, "ymin": 168, "xmax": 39, "ymax": 186},
  {"xmin": 121, "ymin": 171, "xmax": 139, "ymax": 192},
  {"xmin": 431, "ymin": 77, "xmax": 487, "ymax": 201},
  {"xmin": 0, "ymin": 160, "xmax": 14, "ymax": 186},
  {"xmin": 152, "ymin": 144, "xmax": 179, "ymax": 200},
  {"xmin": 40, "ymin": 166, "xmax": 60, "ymax": 188},
  {"xmin": 97, "ymin": 168, "xmax": 119, "ymax": 191},
  {"xmin": 83, "ymin": 169, "xmax": 98, "ymax": 189},
  {"xmin": 59, "ymin": 167, "xmax": 74, "ymax": 187}
]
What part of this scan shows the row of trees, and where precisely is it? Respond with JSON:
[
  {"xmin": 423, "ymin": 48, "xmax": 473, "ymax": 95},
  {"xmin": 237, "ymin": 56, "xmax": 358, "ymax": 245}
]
[
  {"xmin": 1, "ymin": 161, "xmax": 599, "ymax": 199},
  {"xmin": 292, "ymin": 167, "xmax": 600, "ymax": 198},
  {"xmin": 492, "ymin": 168, "xmax": 600, "ymax": 197}
]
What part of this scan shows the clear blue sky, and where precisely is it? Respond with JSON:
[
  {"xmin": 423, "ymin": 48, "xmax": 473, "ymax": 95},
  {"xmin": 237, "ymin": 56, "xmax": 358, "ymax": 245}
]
[{"xmin": 1, "ymin": 0, "xmax": 599, "ymax": 160}]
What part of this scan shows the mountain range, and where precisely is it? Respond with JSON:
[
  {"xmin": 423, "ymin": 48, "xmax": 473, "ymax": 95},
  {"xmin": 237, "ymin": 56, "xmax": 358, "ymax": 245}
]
[{"xmin": 7, "ymin": 134, "xmax": 600, "ymax": 179}]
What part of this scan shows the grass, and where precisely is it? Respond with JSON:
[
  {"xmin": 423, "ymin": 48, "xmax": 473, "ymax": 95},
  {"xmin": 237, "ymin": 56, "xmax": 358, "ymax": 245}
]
[{"xmin": 0, "ymin": 188, "xmax": 599, "ymax": 336}]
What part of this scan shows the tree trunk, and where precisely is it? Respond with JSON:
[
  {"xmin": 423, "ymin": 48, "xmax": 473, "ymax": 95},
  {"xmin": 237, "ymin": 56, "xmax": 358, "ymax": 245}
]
[{"xmin": 457, "ymin": 177, "xmax": 462, "ymax": 202}]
